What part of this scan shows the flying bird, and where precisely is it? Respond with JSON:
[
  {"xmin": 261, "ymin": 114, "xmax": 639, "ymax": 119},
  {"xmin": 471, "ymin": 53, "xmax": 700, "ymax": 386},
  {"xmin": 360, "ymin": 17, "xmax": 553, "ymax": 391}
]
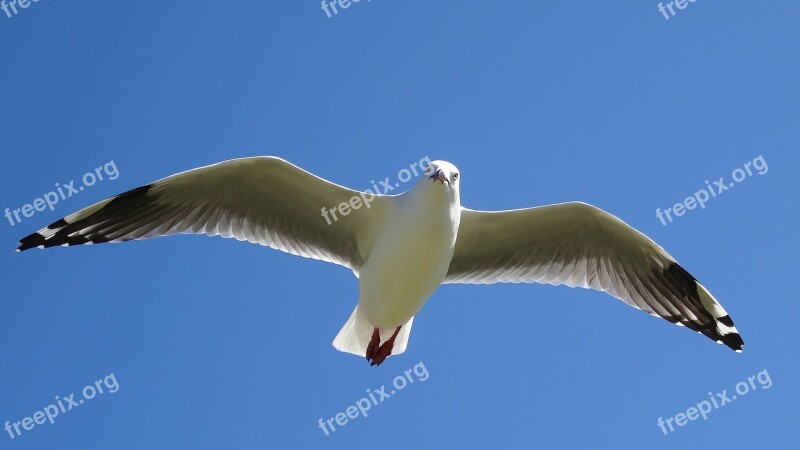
[{"xmin": 17, "ymin": 157, "xmax": 743, "ymax": 365}]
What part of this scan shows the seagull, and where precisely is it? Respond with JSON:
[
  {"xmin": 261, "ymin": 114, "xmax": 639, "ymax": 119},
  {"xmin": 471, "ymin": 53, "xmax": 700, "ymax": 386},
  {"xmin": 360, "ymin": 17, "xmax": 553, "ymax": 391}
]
[{"xmin": 17, "ymin": 157, "xmax": 743, "ymax": 365}]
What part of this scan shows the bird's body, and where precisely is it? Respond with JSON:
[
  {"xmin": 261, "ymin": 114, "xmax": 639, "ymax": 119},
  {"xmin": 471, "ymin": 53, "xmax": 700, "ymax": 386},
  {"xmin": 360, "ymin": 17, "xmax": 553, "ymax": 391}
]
[
  {"xmin": 334, "ymin": 165, "xmax": 462, "ymax": 360},
  {"xmin": 17, "ymin": 156, "xmax": 744, "ymax": 365},
  {"xmin": 361, "ymin": 175, "xmax": 460, "ymax": 327}
]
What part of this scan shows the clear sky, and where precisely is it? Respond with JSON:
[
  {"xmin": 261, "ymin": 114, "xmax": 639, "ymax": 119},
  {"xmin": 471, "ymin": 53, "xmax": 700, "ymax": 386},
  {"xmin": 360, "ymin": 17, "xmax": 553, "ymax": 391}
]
[{"xmin": 1, "ymin": 1, "xmax": 798, "ymax": 449}]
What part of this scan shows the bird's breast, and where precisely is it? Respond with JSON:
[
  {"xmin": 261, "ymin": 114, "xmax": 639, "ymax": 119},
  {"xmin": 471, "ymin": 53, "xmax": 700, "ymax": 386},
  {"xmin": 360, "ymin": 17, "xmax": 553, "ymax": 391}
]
[{"xmin": 357, "ymin": 199, "xmax": 459, "ymax": 327}]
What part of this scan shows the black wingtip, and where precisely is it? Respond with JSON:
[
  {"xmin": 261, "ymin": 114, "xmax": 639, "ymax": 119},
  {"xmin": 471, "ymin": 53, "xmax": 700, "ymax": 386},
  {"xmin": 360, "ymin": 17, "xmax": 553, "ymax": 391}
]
[
  {"xmin": 718, "ymin": 315, "xmax": 735, "ymax": 327},
  {"xmin": 662, "ymin": 263, "xmax": 744, "ymax": 353},
  {"xmin": 16, "ymin": 184, "xmax": 153, "ymax": 253},
  {"xmin": 719, "ymin": 313, "xmax": 744, "ymax": 352},
  {"xmin": 17, "ymin": 216, "xmax": 73, "ymax": 252},
  {"xmin": 723, "ymin": 331, "xmax": 745, "ymax": 353},
  {"xmin": 17, "ymin": 231, "xmax": 46, "ymax": 252},
  {"xmin": 47, "ymin": 218, "xmax": 69, "ymax": 230}
]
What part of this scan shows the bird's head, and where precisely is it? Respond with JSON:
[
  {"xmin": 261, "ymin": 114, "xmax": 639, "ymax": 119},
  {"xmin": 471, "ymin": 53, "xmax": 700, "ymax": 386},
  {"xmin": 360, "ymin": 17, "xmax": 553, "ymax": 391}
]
[
  {"xmin": 416, "ymin": 160, "xmax": 461, "ymax": 205},
  {"xmin": 422, "ymin": 160, "xmax": 460, "ymax": 187}
]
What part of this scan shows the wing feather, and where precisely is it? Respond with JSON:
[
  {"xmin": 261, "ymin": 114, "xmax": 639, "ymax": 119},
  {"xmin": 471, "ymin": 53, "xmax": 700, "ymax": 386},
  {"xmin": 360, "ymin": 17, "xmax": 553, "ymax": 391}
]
[
  {"xmin": 17, "ymin": 156, "xmax": 389, "ymax": 272},
  {"xmin": 446, "ymin": 202, "xmax": 743, "ymax": 351}
]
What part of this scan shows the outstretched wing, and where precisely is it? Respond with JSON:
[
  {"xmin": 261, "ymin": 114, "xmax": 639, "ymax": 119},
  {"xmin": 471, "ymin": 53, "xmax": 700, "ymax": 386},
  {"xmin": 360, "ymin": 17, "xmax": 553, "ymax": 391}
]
[
  {"xmin": 445, "ymin": 202, "xmax": 743, "ymax": 351},
  {"xmin": 18, "ymin": 156, "xmax": 388, "ymax": 272}
]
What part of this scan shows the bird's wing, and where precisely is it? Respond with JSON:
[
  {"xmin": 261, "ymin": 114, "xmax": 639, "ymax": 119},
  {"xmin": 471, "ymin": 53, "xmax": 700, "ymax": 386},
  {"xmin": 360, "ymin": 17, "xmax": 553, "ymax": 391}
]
[
  {"xmin": 18, "ymin": 156, "xmax": 389, "ymax": 272},
  {"xmin": 445, "ymin": 202, "xmax": 743, "ymax": 351}
]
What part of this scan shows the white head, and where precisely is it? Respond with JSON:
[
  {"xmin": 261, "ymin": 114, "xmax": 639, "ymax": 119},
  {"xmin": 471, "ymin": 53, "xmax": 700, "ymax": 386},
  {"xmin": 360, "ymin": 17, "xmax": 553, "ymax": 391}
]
[{"xmin": 416, "ymin": 160, "xmax": 461, "ymax": 204}]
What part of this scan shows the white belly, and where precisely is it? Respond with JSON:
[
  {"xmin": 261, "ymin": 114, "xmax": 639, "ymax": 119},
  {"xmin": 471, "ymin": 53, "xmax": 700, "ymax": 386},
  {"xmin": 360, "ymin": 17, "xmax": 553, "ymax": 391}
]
[{"xmin": 357, "ymin": 196, "xmax": 458, "ymax": 328}]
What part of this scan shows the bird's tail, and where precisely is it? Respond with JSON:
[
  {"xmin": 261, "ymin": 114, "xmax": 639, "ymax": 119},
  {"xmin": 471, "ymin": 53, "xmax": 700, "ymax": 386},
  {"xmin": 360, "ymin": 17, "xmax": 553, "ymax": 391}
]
[{"xmin": 332, "ymin": 306, "xmax": 414, "ymax": 359}]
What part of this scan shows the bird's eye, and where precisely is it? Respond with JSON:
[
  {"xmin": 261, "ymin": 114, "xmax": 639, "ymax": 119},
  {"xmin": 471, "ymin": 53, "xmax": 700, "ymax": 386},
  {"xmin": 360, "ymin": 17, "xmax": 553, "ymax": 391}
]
[
  {"xmin": 423, "ymin": 163, "xmax": 433, "ymax": 175},
  {"xmin": 452, "ymin": 173, "xmax": 459, "ymax": 181}
]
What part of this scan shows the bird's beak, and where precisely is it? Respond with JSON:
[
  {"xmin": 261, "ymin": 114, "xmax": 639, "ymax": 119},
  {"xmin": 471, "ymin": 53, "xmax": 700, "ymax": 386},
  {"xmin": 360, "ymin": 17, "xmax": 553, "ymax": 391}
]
[{"xmin": 429, "ymin": 169, "xmax": 448, "ymax": 185}]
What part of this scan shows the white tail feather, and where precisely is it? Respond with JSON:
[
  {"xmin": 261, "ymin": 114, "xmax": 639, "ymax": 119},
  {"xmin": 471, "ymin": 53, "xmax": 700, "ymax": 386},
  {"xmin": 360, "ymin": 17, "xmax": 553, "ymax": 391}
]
[{"xmin": 332, "ymin": 306, "xmax": 414, "ymax": 358}]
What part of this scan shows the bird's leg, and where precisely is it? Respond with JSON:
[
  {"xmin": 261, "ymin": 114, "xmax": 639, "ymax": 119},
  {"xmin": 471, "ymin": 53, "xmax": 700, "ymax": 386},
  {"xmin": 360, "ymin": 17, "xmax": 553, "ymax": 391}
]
[
  {"xmin": 366, "ymin": 328, "xmax": 381, "ymax": 362},
  {"xmin": 367, "ymin": 326, "xmax": 402, "ymax": 367}
]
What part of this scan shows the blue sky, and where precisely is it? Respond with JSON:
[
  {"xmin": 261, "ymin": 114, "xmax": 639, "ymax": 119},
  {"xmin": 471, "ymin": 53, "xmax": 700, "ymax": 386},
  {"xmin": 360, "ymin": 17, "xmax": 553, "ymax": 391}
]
[{"xmin": 1, "ymin": 1, "xmax": 798, "ymax": 449}]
